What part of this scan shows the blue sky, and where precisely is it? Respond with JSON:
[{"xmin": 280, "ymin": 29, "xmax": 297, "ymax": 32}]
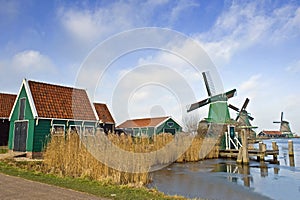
[{"xmin": 1, "ymin": 0, "xmax": 300, "ymax": 134}]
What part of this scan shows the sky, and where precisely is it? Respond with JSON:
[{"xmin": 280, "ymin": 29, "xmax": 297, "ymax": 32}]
[{"xmin": 1, "ymin": 0, "xmax": 300, "ymax": 134}]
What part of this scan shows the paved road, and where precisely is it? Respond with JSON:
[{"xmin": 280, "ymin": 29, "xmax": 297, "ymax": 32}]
[{"xmin": 0, "ymin": 173, "xmax": 108, "ymax": 200}]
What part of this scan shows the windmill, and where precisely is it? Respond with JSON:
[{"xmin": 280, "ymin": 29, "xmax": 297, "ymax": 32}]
[
  {"xmin": 228, "ymin": 98, "xmax": 257, "ymax": 139},
  {"xmin": 273, "ymin": 112, "xmax": 292, "ymax": 134},
  {"xmin": 187, "ymin": 71, "xmax": 236, "ymax": 124},
  {"xmin": 228, "ymin": 98, "xmax": 254, "ymax": 127}
]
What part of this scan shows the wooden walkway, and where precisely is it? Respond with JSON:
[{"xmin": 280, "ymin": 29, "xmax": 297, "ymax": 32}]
[
  {"xmin": 219, "ymin": 149, "xmax": 279, "ymax": 161},
  {"xmin": 219, "ymin": 149, "xmax": 279, "ymax": 158}
]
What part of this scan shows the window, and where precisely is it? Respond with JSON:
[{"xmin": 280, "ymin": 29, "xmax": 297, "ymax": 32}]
[
  {"xmin": 52, "ymin": 124, "xmax": 65, "ymax": 136},
  {"xmin": 167, "ymin": 122, "xmax": 174, "ymax": 127},
  {"xmin": 69, "ymin": 125, "xmax": 81, "ymax": 134},
  {"xmin": 19, "ymin": 98, "xmax": 26, "ymax": 120},
  {"xmin": 83, "ymin": 126, "xmax": 95, "ymax": 136}
]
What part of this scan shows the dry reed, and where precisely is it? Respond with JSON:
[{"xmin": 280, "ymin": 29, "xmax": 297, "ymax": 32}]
[{"xmin": 43, "ymin": 128, "xmax": 221, "ymax": 186}]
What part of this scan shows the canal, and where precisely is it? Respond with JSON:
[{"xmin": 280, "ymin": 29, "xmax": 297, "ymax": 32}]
[{"xmin": 148, "ymin": 138, "xmax": 300, "ymax": 200}]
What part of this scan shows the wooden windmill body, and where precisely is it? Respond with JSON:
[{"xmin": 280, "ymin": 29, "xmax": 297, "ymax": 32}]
[
  {"xmin": 228, "ymin": 98, "xmax": 257, "ymax": 139},
  {"xmin": 273, "ymin": 112, "xmax": 293, "ymax": 136}
]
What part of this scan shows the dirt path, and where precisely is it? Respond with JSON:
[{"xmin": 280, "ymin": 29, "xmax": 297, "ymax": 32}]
[{"xmin": 0, "ymin": 173, "xmax": 108, "ymax": 200}]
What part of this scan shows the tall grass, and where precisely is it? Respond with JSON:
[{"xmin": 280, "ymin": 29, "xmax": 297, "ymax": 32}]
[
  {"xmin": 43, "ymin": 131, "xmax": 149, "ymax": 186},
  {"xmin": 43, "ymin": 128, "xmax": 221, "ymax": 185}
]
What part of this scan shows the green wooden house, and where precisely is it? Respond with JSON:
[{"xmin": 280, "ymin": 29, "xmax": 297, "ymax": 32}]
[
  {"xmin": 8, "ymin": 79, "xmax": 99, "ymax": 158},
  {"xmin": 118, "ymin": 116, "xmax": 182, "ymax": 137}
]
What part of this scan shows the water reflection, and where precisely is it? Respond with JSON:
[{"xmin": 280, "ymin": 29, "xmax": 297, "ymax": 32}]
[{"xmin": 212, "ymin": 163, "xmax": 274, "ymax": 187}]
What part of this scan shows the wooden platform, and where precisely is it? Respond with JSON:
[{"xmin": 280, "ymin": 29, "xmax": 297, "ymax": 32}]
[{"xmin": 219, "ymin": 149, "xmax": 279, "ymax": 158}]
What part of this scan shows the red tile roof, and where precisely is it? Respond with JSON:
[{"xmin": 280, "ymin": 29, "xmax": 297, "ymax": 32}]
[
  {"xmin": 118, "ymin": 116, "xmax": 169, "ymax": 128},
  {"xmin": 93, "ymin": 103, "xmax": 115, "ymax": 124},
  {"xmin": 261, "ymin": 130, "xmax": 282, "ymax": 135},
  {"xmin": 0, "ymin": 93, "xmax": 16, "ymax": 118},
  {"xmin": 28, "ymin": 80, "xmax": 97, "ymax": 121}
]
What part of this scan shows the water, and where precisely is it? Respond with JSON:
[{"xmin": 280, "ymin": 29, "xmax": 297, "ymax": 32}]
[{"xmin": 148, "ymin": 138, "xmax": 300, "ymax": 200}]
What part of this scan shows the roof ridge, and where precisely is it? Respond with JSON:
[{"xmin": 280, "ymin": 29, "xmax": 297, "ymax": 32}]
[
  {"xmin": 129, "ymin": 116, "xmax": 169, "ymax": 121},
  {"xmin": 28, "ymin": 80, "xmax": 86, "ymax": 91},
  {"xmin": 0, "ymin": 92, "xmax": 17, "ymax": 96}
]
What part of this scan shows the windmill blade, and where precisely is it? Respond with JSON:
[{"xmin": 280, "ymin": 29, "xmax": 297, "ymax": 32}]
[
  {"xmin": 228, "ymin": 104, "xmax": 240, "ymax": 112},
  {"xmin": 281, "ymin": 112, "xmax": 283, "ymax": 122},
  {"xmin": 248, "ymin": 115, "xmax": 254, "ymax": 121},
  {"xmin": 273, "ymin": 121, "xmax": 281, "ymax": 123},
  {"xmin": 187, "ymin": 98, "xmax": 210, "ymax": 112},
  {"xmin": 225, "ymin": 89, "xmax": 237, "ymax": 99},
  {"xmin": 202, "ymin": 71, "xmax": 215, "ymax": 96},
  {"xmin": 241, "ymin": 98, "xmax": 250, "ymax": 110}
]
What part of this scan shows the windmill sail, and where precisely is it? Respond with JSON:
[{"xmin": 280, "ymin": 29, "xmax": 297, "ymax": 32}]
[
  {"xmin": 202, "ymin": 71, "xmax": 216, "ymax": 96},
  {"xmin": 187, "ymin": 98, "xmax": 210, "ymax": 112}
]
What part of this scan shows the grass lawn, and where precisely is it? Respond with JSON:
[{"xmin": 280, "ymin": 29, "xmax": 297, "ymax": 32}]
[{"xmin": 0, "ymin": 161, "xmax": 185, "ymax": 200}]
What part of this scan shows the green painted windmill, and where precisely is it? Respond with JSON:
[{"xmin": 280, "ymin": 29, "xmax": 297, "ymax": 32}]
[{"xmin": 187, "ymin": 71, "xmax": 236, "ymax": 124}]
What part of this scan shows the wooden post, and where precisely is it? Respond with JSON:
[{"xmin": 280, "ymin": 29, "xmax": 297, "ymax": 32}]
[
  {"xmin": 262, "ymin": 143, "xmax": 267, "ymax": 161},
  {"xmin": 237, "ymin": 128, "xmax": 249, "ymax": 164},
  {"xmin": 272, "ymin": 141, "xmax": 278, "ymax": 163},
  {"xmin": 243, "ymin": 165, "xmax": 250, "ymax": 187},
  {"xmin": 258, "ymin": 142, "xmax": 264, "ymax": 162},
  {"xmin": 237, "ymin": 148, "xmax": 243, "ymax": 164},
  {"xmin": 288, "ymin": 140, "xmax": 295, "ymax": 167},
  {"xmin": 288, "ymin": 140, "xmax": 294, "ymax": 156},
  {"xmin": 242, "ymin": 129, "xmax": 249, "ymax": 164}
]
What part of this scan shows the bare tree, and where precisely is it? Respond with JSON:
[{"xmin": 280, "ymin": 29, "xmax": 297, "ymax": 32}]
[{"xmin": 182, "ymin": 114, "xmax": 200, "ymax": 134}]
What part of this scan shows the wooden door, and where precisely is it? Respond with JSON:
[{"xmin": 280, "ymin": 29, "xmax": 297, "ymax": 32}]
[{"xmin": 13, "ymin": 121, "xmax": 28, "ymax": 152}]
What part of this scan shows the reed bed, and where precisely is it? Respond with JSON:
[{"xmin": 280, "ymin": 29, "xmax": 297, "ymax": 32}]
[
  {"xmin": 43, "ymin": 128, "xmax": 221, "ymax": 186},
  {"xmin": 43, "ymin": 131, "xmax": 149, "ymax": 186}
]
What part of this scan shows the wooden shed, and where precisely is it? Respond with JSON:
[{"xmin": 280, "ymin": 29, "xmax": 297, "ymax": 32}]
[
  {"xmin": 0, "ymin": 93, "xmax": 17, "ymax": 146},
  {"xmin": 8, "ymin": 79, "xmax": 99, "ymax": 158},
  {"xmin": 93, "ymin": 103, "xmax": 115, "ymax": 134},
  {"xmin": 118, "ymin": 116, "xmax": 182, "ymax": 137}
]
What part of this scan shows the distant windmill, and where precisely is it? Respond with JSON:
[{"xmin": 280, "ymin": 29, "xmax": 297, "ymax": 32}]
[
  {"xmin": 228, "ymin": 98, "xmax": 257, "ymax": 139},
  {"xmin": 187, "ymin": 71, "xmax": 236, "ymax": 124},
  {"xmin": 228, "ymin": 98, "xmax": 254, "ymax": 126},
  {"xmin": 273, "ymin": 112, "xmax": 292, "ymax": 134}
]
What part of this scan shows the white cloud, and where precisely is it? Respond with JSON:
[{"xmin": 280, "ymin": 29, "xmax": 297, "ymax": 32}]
[
  {"xmin": 12, "ymin": 50, "xmax": 55, "ymax": 72},
  {"xmin": 58, "ymin": 1, "xmax": 201, "ymax": 46},
  {"xmin": 169, "ymin": 0, "xmax": 199, "ymax": 24},
  {"xmin": 196, "ymin": 2, "xmax": 300, "ymax": 65},
  {"xmin": 0, "ymin": 50, "xmax": 57, "ymax": 92},
  {"xmin": 239, "ymin": 74, "xmax": 262, "ymax": 94}
]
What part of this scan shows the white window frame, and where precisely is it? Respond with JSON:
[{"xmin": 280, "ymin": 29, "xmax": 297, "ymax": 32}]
[
  {"xmin": 51, "ymin": 124, "xmax": 65, "ymax": 136},
  {"xmin": 83, "ymin": 125, "xmax": 95, "ymax": 136}
]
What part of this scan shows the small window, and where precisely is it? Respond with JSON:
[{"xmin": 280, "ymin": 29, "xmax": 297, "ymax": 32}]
[
  {"xmin": 52, "ymin": 124, "xmax": 65, "ymax": 136},
  {"xmin": 167, "ymin": 122, "xmax": 174, "ymax": 127},
  {"xmin": 19, "ymin": 98, "xmax": 26, "ymax": 120},
  {"xmin": 83, "ymin": 126, "xmax": 95, "ymax": 136},
  {"xmin": 69, "ymin": 125, "xmax": 81, "ymax": 134}
]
